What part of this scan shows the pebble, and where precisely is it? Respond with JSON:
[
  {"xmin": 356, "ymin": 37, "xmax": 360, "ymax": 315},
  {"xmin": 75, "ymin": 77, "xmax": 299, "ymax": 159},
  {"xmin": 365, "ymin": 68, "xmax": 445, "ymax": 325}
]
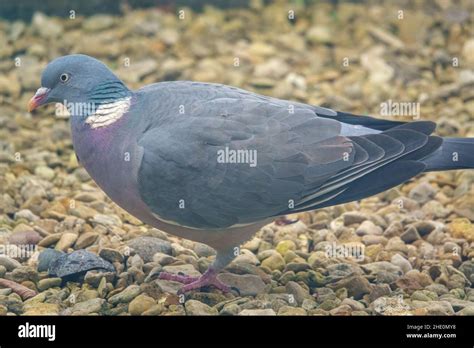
[
  {"xmin": 37, "ymin": 278, "xmax": 62, "ymax": 291},
  {"xmin": 328, "ymin": 275, "xmax": 372, "ymax": 300},
  {"xmin": 127, "ymin": 237, "xmax": 172, "ymax": 262},
  {"xmin": 162, "ymin": 264, "xmax": 201, "ymax": 278},
  {"xmin": 275, "ymin": 240, "xmax": 296, "ymax": 255},
  {"xmin": 217, "ymin": 273, "xmax": 266, "ymax": 296},
  {"xmin": 48, "ymin": 250, "xmax": 115, "ymax": 278},
  {"xmin": 261, "ymin": 253, "xmax": 286, "ymax": 271},
  {"xmin": 390, "ymin": 254, "xmax": 412, "ymax": 274},
  {"xmin": 285, "ymin": 281, "xmax": 310, "ymax": 305},
  {"xmin": 400, "ymin": 226, "xmax": 421, "ymax": 243},
  {"xmin": 74, "ymin": 232, "xmax": 99, "ymax": 249},
  {"xmin": 70, "ymin": 298, "xmax": 106, "ymax": 315},
  {"xmin": 277, "ymin": 306, "xmax": 307, "ymax": 316},
  {"xmin": 23, "ymin": 302, "xmax": 60, "ymax": 315},
  {"xmin": 356, "ymin": 221, "xmax": 382, "ymax": 236},
  {"xmin": 108, "ymin": 285, "xmax": 141, "ymax": 305},
  {"xmin": 0, "ymin": 256, "xmax": 21, "ymax": 271},
  {"xmin": 238, "ymin": 308, "xmax": 276, "ymax": 316},
  {"xmin": 411, "ymin": 300, "xmax": 455, "ymax": 315},
  {"xmin": 55, "ymin": 233, "xmax": 78, "ymax": 251},
  {"xmin": 99, "ymin": 248, "xmax": 124, "ymax": 263},
  {"xmin": 184, "ymin": 300, "xmax": 218, "ymax": 315},
  {"xmin": 409, "ymin": 182, "xmax": 437, "ymax": 204},
  {"xmin": 128, "ymin": 294, "xmax": 156, "ymax": 315}
]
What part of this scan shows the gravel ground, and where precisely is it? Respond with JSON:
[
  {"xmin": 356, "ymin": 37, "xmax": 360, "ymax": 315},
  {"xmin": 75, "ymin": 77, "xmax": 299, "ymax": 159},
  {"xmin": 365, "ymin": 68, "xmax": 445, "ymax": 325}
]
[{"xmin": 0, "ymin": 1, "xmax": 473, "ymax": 316}]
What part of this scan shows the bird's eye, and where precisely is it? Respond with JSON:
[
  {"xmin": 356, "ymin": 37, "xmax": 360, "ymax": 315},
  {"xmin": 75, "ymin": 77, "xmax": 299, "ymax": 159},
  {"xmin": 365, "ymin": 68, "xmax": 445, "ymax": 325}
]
[{"xmin": 60, "ymin": 73, "xmax": 69, "ymax": 83}]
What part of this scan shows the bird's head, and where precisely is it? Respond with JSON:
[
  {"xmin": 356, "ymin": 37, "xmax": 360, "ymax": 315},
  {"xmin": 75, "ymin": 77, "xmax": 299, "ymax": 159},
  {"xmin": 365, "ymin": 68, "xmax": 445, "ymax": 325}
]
[{"xmin": 29, "ymin": 54, "xmax": 130, "ymax": 118}]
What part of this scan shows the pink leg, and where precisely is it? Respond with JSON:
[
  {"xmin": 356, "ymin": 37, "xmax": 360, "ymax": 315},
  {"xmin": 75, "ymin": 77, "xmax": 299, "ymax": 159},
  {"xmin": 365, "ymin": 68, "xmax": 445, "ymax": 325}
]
[{"xmin": 158, "ymin": 268, "xmax": 231, "ymax": 294}]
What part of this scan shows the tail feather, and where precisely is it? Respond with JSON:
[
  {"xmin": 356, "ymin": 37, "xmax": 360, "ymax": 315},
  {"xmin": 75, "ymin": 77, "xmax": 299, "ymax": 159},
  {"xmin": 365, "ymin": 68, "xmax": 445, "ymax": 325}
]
[{"xmin": 422, "ymin": 137, "xmax": 474, "ymax": 171}]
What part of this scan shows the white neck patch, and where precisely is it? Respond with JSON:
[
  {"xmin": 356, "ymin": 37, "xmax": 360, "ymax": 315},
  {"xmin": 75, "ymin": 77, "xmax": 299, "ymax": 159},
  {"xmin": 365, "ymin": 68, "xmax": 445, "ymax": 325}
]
[{"xmin": 85, "ymin": 97, "xmax": 131, "ymax": 129}]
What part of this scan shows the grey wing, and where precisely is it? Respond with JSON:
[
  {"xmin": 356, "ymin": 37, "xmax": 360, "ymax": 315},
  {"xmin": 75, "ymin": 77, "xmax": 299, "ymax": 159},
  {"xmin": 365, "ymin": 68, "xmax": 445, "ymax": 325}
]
[
  {"xmin": 137, "ymin": 98, "xmax": 355, "ymax": 229},
  {"xmin": 136, "ymin": 85, "xmax": 439, "ymax": 229}
]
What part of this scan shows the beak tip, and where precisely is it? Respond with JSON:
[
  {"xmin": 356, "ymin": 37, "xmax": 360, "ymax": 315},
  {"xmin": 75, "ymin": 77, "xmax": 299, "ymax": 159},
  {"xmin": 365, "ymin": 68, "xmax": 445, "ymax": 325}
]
[
  {"xmin": 27, "ymin": 100, "xmax": 37, "ymax": 113},
  {"xmin": 28, "ymin": 87, "xmax": 50, "ymax": 112}
]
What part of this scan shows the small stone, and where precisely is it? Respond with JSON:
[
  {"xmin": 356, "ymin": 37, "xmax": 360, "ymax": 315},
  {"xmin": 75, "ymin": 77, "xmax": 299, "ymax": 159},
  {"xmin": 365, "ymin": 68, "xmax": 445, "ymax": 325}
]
[
  {"xmin": 362, "ymin": 235, "xmax": 388, "ymax": 245},
  {"xmin": 261, "ymin": 253, "xmax": 285, "ymax": 271},
  {"xmin": 14, "ymin": 210, "xmax": 39, "ymax": 222},
  {"xmin": 99, "ymin": 248, "xmax": 124, "ymax": 263},
  {"xmin": 37, "ymin": 278, "xmax": 62, "ymax": 291},
  {"xmin": 127, "ymin": 237, "xmax": 172, "ymax": 262},
  {"xmin": 412, "ymin": 300, "xmax": 454, "ymax": 316},
  {"xmin": 184, "ymin": 300, "xmax": 218, "ymax": 315},
  {"xmin": 83, "ymin": 15, "xmax": 115, "ymax": 32},
  {"xmin": 142, "ymin": 304, "xmax": 164, "ymax": 316},
  {"xmin": 128, "ymin": 294, "xmax": 156, "ymax": 315},
  {"xmin": 74, "ymin": 232, "xmax": 99, "ymax": 249},
  {"xmin": 55, "ymin": 233, "xmax": 78, "ymax": 251},
  {"xmin": 152, "ymin": 253, "xmax": 177, "ymax": 266},
  {"xmin": 328, "ymin": 275, "xmax": 372, "ymax": 300},
  {"xmin": 277, "ymin": 306, "xmax": 307, "ymax": 315},
  {"xmin": 384, "ymin": 221, "xmax": 404, "ymax": 238},
  {"xmin": 307, "ymin": 26, "xmax": 333, "ymax": 44},
  {"xmin": 285, "ymin": 281, "xmax": 310, "ymax": 305},
  {"xmin": 329, "ymin": 304, "xmax": 352, "ymax": 316},
  {"xmin": 0, "ymin": 256, "xmax": 21, "ymax": 271},
  {"xmin": 400, "ymin": 226, "xmax": 421, "ymax": 243},
  {"xmin": 84, "ymin": 270, "xmax": 115, "ymax": 288},
  {"xmin": 391, "ymin": 254, "xmax": 412, "ymax": 274},
  {"xmin": 37, "ymin": 249, "xmax": 64, "ymax": 272},
  {"xmin": 23, "ymin": 302, "xmax": 60, "ymax": 315},
  {"xmin": 108, "ymin": 285, "xmax": 141, "ymax": 305},
  {"xmin": 0, "ymin": 304, "xmax": 7, "ymax": 315},
  {"xmin": 422, "ymin": 201, "xmax": 450, "ymax": 219},
  {"xmin": 48, "ymin": 250, "xmax": 115, "ymax": 278},
  {"xmin": 342, "ymin": 212, "xmax": 368, "ymax": 225},
  {"xmin": 459, "ymin": 261, "xmax": 474, "ymax": 283},
  {"xmin": 412, "ymin": 221, "xmax": 437, "ymax": 236},
  {"xmin": 356, "ymin": 221, "xmax": 382, "ymax": 236},
  {"xmin": 70, "ymin": 298, "xmax": 106, "ymax": 315},
  {"xmin": 69, "ymin": 205, "xmax": 98, "ymax": 220},
  {"xmin": 275, "ymin": 240, "xmax": 296, "ymax": 255},
  {"xmin": 341, "ymin": 298, "xmax": 365, "ymax": 311},
  {"xmin": 162, "ymin": 264, "xmax": 201, "ymax": 278},
  {"xmin": 239, "ymin": 308, "xmax": 276, "ymax": 316},
  {"xmin": 193, "ymin": 243, "xmax": 216, "ymax": 257},
  {"xmin": 409, "ymin": 182, "xmax": 436, "ymax": 204},
  {"xmin": 411, "ymin": 290, "xmax": 434, "ymax": 302},
  {"xmin": 92, "ymin": 214, "xmax": 122, "ymax": 227},
  {"xmin": 217, "ymin": 273, "xmax": 265, "ymax": 296},
  {"xmin": 38, "ymin": 233, "xmax": 62, "ymax": 247},
  {"xmin": 34, "ymin": 166, "xmax": 55, "ymax": 180},
  {"xmin": 450, "ymin": 218, "xmax": 474, "ymax": 242},
  {"xmin": 457, "ymin": 307, "xmax": 474, "ymax": 316},
  {"xmin": 154, "ymin": 279, "xmax": 182, "ymax": 295},
  {"xmin": 233, "ymin": 250, "xmax": 260, "ymax": 265}
]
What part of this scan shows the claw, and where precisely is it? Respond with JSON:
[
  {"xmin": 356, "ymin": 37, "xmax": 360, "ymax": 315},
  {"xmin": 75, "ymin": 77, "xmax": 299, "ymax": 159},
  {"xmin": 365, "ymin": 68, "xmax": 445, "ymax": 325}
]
[{"xmin": 158, "ymin": 269, "xmax": 231, "ymax": 294}]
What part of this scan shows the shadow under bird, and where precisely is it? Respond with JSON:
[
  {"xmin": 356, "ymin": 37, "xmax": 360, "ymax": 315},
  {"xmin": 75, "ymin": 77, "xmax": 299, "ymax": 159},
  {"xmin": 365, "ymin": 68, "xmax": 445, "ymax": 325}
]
[{"xmin": 28, "ymin": 54, "xmax": 474, "ymax": 293}]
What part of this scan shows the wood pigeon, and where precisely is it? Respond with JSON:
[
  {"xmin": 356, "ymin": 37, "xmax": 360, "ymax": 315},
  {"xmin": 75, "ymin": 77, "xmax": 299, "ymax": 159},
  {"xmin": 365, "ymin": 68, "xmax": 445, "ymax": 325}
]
[{"xmin": 29, "ymin": 54, "xmax": 474, "ymax": 293}]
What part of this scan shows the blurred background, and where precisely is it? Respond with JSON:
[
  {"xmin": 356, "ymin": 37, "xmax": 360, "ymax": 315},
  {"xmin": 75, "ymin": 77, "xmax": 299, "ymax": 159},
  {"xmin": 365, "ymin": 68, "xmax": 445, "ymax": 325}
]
[{"xmin": 0, "ymin": 0, "xmax": 473, "ymax": 316}]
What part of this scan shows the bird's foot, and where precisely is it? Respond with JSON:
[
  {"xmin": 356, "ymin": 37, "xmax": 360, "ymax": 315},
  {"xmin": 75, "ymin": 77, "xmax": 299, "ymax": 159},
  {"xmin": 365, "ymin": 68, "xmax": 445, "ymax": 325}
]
[{"xmin": 158, "ymin": 269, "xmax": 231, "ymax": 294}]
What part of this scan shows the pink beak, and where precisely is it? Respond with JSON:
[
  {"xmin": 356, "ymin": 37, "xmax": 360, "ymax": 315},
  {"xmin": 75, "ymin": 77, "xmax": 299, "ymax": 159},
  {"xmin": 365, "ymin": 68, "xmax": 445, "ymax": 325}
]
[{"xmin": 28, "ymin": 87, "xmax": 50, "ymax": 112}]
